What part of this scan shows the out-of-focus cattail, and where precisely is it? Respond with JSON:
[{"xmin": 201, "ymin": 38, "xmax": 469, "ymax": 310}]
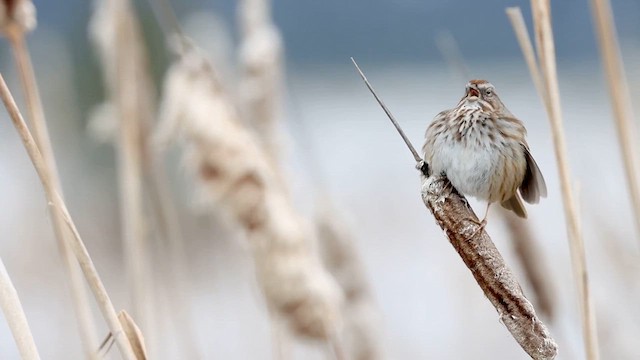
[
  {"xmin": 238, "ymin": 0, "xmax": 284, "ymax": 159},
  {"xmin": 156, "ymin": 45, "xmax": 343, "ymax": 340},
  {"xmin": 0, "ymin": 0, "xmax": 36, "ymax": 34},
  {"xmin": 316, "ymin": 200, "xmax": 383, "ymax": 360}
]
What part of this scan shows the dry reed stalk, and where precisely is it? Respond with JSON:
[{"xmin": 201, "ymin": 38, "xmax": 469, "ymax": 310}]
[
  {"xmin": 505, "ymin": 7, "xmax": 550, "ymax": 112},
  {"xmin": 589, "ymin": 0, "xmax": 640, "ymax": 241},
  {"xmin": 90, "ymin": 0, "xmax": 164, "ymax": 350},
  {"xmin": 0, "ymin": 74, "xmax": 138, "ymax": 360},
  {"xmin": 89, "ymin": 0, "xmax": 154, "ymax": 340},
  {"xmin": 352, "ymin": 58, "xmax": 557, "ymax": 359},
  {"xmin": 502, "ymin": 210, "xmax": 556, "ymax": 320},
  {"xmin": 316, "ymin": 200, "xmax": 382, "ymax": 360},
  {"xmin": 0, "ymin": 257, "xmax": 41, "ymax": 360},
  {"xmin": 93, "ymin": 3, "xmax": 202, "ymax": 359},
  {"xmin": 238, "ymin": 0, "xmax": 284, "ymax": 160},
  {"xmin": 527, "ymin": 1, "xmax": 600, "ymax": 358},
  {"xmin": 155, "ymin": 46, "xmax": 343, "ymax": 340},
  {"xmin": 90, "ymin": 0, "xmax": 201, "ymax": 357},
  {"xmin": 1, "ymin": 2, "xmax": 100, "ymax": 358}
]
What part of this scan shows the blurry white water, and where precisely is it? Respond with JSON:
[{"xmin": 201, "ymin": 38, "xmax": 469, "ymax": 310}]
[{"xmin": 1, "ymin": 31, "xmax": 640, "ymax": 359}]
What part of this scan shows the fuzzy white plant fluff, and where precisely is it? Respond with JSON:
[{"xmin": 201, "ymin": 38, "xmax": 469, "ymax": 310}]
[{"xmin": 156, "ymin": 45, "xmax": 344, "ymax": 339}]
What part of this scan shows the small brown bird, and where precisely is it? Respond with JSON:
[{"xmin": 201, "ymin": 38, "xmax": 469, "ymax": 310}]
[{"xmin": 423, "ymin": 80, "xmax": 547, "ymax": 221}]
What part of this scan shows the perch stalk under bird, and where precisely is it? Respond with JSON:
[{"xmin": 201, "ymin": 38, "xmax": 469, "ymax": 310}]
[{"xmin": 423, "ymin": 80, "xmax": 547, "ymax": 223}]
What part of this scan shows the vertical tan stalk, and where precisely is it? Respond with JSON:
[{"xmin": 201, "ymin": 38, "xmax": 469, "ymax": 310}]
[
  {"xmin": 91, "ymin": 0, "xmax": 200, "ymax": 356},
  {"xmin": 529, "ymin": 1, "xmax": 599, "ymax": 358},
  {"xmin": 505, "ymin": 7, "xmax": 550, "ymax": 111},
  {"xmin": 589, "ymin": 0, "xmax": 640, "ymax": 241},
  {"xmin": 116, "ymin": 67, "xmax": 148, "ymax": 337},
  {"xmin": 0, "ymin": 74, "xmax": 138, "ymax": 360},
  {"xmin": 92, "ymin": 2, "xmax": 201, "ymax": 359},
  {"xmin": 112, "ymin": 0, "xmax": 148, "ymax": 332},
  {"xmin": 90, "ymin": 0, "xmax": 153, "ymax": 338},
  {"xmin": 1, "ymin": 6, "xmax": 99, "ymax": 358},
  {"xmin": 0, "ymin": 257, "xmax": 41, "ymax": 360}
]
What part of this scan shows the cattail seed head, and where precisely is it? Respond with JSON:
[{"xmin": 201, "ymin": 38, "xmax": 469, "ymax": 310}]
[
  {"xmin": 0, "ymin": 0, "xmax": 36, "ymax": 34},
  {"xmin": 156, "ymin": 45, "xmax": 343, "ymax": 339}
]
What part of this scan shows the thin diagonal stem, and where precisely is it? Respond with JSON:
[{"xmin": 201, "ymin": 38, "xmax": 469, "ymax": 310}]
[
  {"xmin": 0, "ymin": 74, "xmax": 137, "ymax": 360},
  {"xmin": 505, "ymin": 7, "xmax": 550, "ymax": 111},
  {"xmin": 0, "ymin": 257, "xmax": 41, "ymax": 360},
  {"xmin": 351, "ymin": 57, "xmax": 423, "ymax": 164},
  {"xmin": 4, "ymin": 26, "xmax": 99, "ymax": 359}
]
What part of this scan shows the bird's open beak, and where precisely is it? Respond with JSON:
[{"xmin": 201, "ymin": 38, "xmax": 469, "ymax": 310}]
[{"xmin": 468, "ymin": 88, "xmax": 480, "ymax": 97}]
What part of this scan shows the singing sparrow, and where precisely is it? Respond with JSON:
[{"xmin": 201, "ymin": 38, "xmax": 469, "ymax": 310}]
[{"xmin": 423, "ymin": 80, "xmax": 547, "ymax": 220}]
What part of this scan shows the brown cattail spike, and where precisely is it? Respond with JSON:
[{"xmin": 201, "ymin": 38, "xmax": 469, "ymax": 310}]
[{"xmin": 422, "ymin": 175, "xmax": 557, "ymax": 359}]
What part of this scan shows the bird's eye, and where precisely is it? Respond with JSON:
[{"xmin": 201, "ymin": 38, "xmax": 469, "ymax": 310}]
[{"xmin": 485, "ymin": 89, "xmax": 493, "ymax": 96}]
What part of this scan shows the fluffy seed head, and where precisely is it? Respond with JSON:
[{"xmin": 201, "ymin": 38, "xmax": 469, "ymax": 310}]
[
  {"xmin": 0, "ymin": 0, "xmax": 36, "ymax": 33},
  {"xmin": 156, "ymin": 45, "xmax": 344, "ymax": 339}
]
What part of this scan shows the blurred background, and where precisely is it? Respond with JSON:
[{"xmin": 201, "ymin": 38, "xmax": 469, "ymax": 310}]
[{"xmin": 1, "ymin": 0, "xmax": 640, "ymax": 359}]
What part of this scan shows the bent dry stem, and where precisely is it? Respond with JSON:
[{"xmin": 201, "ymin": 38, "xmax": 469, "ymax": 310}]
[
  {"xmin": 0, "ymin": 74, "xmax": 138, "ymax": 360},
  {"xmin": 351, "ymin": 58, "xmax": 557, "ymax": 359},
  {"xmin": 4, "ymin": 24, "xmax": 100, "ymax": 359}
]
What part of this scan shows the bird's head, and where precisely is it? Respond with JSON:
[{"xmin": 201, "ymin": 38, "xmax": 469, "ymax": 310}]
[
  {"xmin": 465, "ymin": 80, "xmax": 496, "ymax": 99},
  {"xmin": 463, "ymin": 80, "xmax": 500, "ymax": 110}
]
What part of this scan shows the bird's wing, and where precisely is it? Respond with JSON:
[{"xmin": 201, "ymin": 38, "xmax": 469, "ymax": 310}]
[{"xmin": 519, "ymin": 144, "xmax": 547, "ymax": 204}]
